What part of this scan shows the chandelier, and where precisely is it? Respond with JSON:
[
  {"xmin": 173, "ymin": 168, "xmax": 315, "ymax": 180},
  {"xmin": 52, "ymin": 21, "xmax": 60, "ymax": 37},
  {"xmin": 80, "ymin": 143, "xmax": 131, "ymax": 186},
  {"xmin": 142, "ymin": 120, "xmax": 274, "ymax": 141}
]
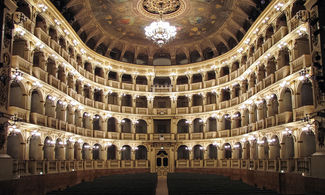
[{"xmin": 144, "ymin": 2, "xmax": 177, "ymax": 47}]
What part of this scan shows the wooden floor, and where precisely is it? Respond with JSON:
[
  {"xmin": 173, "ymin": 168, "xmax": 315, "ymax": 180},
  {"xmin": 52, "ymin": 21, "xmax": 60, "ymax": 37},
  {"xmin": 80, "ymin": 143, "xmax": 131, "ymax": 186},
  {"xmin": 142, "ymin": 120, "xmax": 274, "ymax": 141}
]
[{"xmin": 156, "ymin": 176, "xmax": 168, "ymax": 195}]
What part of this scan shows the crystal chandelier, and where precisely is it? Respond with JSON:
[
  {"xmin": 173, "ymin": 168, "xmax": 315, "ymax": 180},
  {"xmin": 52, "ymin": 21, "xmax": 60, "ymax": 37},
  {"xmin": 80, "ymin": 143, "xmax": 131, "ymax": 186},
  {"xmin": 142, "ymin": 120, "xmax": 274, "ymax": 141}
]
[{"xmin": 144, "ymin": 3, "xmax": 177, "ymax": 47}]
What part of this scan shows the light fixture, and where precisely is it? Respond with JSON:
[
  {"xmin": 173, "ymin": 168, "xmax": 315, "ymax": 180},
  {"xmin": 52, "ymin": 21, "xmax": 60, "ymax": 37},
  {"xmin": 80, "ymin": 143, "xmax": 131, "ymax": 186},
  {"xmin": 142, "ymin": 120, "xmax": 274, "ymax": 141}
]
[{"xmin": 144, "ymin": 2, "xmax": 177, "ymax": 47}]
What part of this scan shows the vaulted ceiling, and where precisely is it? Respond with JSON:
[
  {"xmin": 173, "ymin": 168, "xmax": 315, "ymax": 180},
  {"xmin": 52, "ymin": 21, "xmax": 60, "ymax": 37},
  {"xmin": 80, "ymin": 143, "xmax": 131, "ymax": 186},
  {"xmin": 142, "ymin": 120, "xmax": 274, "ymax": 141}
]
[{"xmin": 51, "ymin": 0, "xmax": 270, "ymax": 65}]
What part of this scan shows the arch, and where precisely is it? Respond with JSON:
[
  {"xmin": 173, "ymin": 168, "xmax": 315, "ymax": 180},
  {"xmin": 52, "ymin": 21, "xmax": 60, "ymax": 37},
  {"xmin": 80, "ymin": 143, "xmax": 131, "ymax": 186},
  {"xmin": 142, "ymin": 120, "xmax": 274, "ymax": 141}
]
[
  {"xmin": 108, "ymin": 71, "xmax": 118, "ymax": 80},
  {"xmin": 122, "ymin": 51, "xmax": 134, "ymax": 63},
  {"xmin": 276, "ymin": 13, "xmax": 287, "ymax": 31},
  {"xmin": 74, "ymin": 109, "xmax": 82, "ymax": 127},
  {"xmin": 258, "ymin": 137, "xmax": 269, "ymax": 160},
  {"xmin": 107, "ymin": 145, "xmax": 117, "ymax": 160},
  {"xmin": 136, "ymin": 120, "xmax": 147, "ymax": 133},
  {"xmin": 233, "ymin": 112, "xmax": 242, "ymax": 128},
  {"xmin": 135, "ymin": 145, "xmax": 147, "ymax": 160},
  {"xmin": 280, "ymin": 88, "xmax": 293, "ymax": 113},
  {"xmin": 121, "ymin": 118, "xmax": 132, "ymax": 133},
  {"xmin": 266, "ymin": 57, "xmax": 276, "ymax": 76},
  {"xmin": 176, "ymin": 75, "xmax": 188, "ymax": 85},
  {"xmin": 136, "ymin": 76, "xmax": 148, "ymax": 85},
  {"xmin": 220, "ymin": 66, "xmax": 229, "ymax": 77},
  {"xmin": 9, "ymin": 82, "xmax": 26, "ymax": 109},
  {"xmin": 193, "ymin": 118, "xmax": 204, "ymax": 133},
  {"xmin": 221, "ymin": 114, "xmax": 231, "ymax": 130},
  {"xmin": 136, "ymin": 96, "xmax": 147, "ymax": 108},
  {"xmin": 190, "ymin": 50, "xmax": 202, "ymax": 63},
  {"xmin": 192, "ymin": 73, "xmax": 202, "ymax": 83},
  {"xmin": 55, "ymin": 138, "xmax": 65, "ymax": 160},
  {"xmin": 55, "ymin": 100, "xmax": 65, "ymax": 120},
  {"xmin": 231, "ymin": 61, "xmax": 240, "ymax": 72},
  {"xmin": 192, "ymin": 94, "xmax": 203, "ymax": 106},
  {"xmin": 45, "ymin": 95, "xmax": 55, "ymax": 118},
  {"xmin": 233, "ymin": 142, "xmax": 242, "ymax": 160},
  {"xmin": 193, "ymin": 145, "xmax": 204, "ymax": 160},
  {"xmin": 74, "ymin": 142, "xmax": 82, "ymax": 160},
  {"xmin": 83, "ymin": 85, "xmax": 91, "ymax": 99},
  {"xmin": 207, "ymin": 144, "xmax": 217, "ymax": 159},
  {"xmin": 203, "ymin": 47, "xmax": 214, "ymax": 60},
  {"xmin": 107, "ymin": 117, "xmax": 117, "ymax": 132},
  {"xmin": 49, "ymin": 27, "xmax": 58, "ymax": 41},
  {"xmin": 177, "ymin": 119, "xmax": 189, "ymax": 133},
  {"xmin": 177, "ymin": 96, "xmax": 188, "ymax": 107},
  {"xmin": 44, "ymin": 136, "xmax": 54, "ymax": 160},
  {"xmin": 29, "ymin": 135, "xmax": 42, "ymax": 160},
  {"xmin": 243, "ymin": 109, "xmax": 250, "ymax": 126},
  {"xmin": 153, "ymin": 53, "xmax": 171, "ymax": 65},
  {"xmin": 136, "ymin": 53, "xmax": 148, "ymax": 65},
  {"xmin": 269, "ymin": 135, "xmax": 280, "ymax": 160},
  {"xmin": 57, "ymin": 66, "xmax": 66, "ymax": 83},
  {"xmin": 66, "ymin": 105, "xmax": 74, "ymax": 124},
  {"xmin": 207, "ymin": 117, "xmax": 217, "ymax": 131},
  {"xmin": 65, "ymin": 139, "xmax": 74, "ymax": 160},
  {"xmin": 206, "ymin": 92, "xmax": 216, "ymax": 104},
  {"xmin": 299, "ymin": 131, "xmax": 316, "ymax": 157},
  {"xmin": 108, "ymin": 92, "xmax": 118, "ymax": 105},
  {"xmin": 7, "ymin": 132, "xmax": 24, "ymax": 160},
  {"xmin": 94, "ymin": 89, "xmax": 103, "ymax": 102},
  {"xmin": 82, "ymin": 143, "xmax": 92, "ymax": 160},
  {"xmin": 47, "ymin": 58, "xmax": 56, "ymax": 77},
  {"xmin": 291, "ymin": 0, "xmax": 305, "ymax": 17},
  {"xmin": 176, "ymin": 52, "xmax": 188, "ymax": 65},
  {"xmin": 222, "ymin": 143, "xmax": 232, "ymax": 159},
  {"xmin": 16, "ymin": 0, "xmax": 31, "ymax": 19},
  {"xmin": 177, "ymin": 145, "xmax": 189, "ymax": 160},
  {"xmin": 153, "ymin": 77, "xmax": 171, "ymax": 86},
  {"xmin": 221, "ymin": 88, "xmax": 230, "ymax": 101},
  {"xmin": 206, "ymin": 71, "xmax": 216, "ymax": 80},
  {"xmin": 299, "ymin": 81, "xmax": 313, "ymax": 107},
  {"xmin": 269, "ymin": 94, "xmax": 279, "ymax": 116},
  {"xmin": 84, "ymin": 62, "xmax": 92, "ymax": 72},
  {"xmin": 250, "ymin": 139, "xmax": 258, "ymax": 160},
  {"xmin": 243, "ymin": 141, "xmax": 250, "ymax": 159},
  {"xmin": 93, "ymin": 144, "xmax": 102, "ymax": 160},
  {"xmin": 265, "ymin": 25, "xmax": 274, "ymax": 40},
  {"xmin": 121, "ymin": 145, "xmax": 131, "ymax": 160},
  {"xmin": 121, "ymin": 94, "xmax": 132, "ymax": 107},
  {"xmin": 35, "ymin": 14, "xmax": 47, "ymax": 32},
  {"xmin": 30, "ymin": 90, "xmax": 43, "ymax": 114},
  {"xmin": 122, "ymin": 74, "xmax": 133, "ymax": 83},
  {"xmin": 94, "ymin": 67, "xmax": 104, "ymax": 78},
  {"xmin": 93, "ymin": 114, "xmax": 102, "ymax": 130},
  {"xmin": 281, "ymin": 134, "xmax": 294, "ymax": 159},
  {"xmin": 82, "ymin": 112, "xmax": 92, "ymax": 129}
]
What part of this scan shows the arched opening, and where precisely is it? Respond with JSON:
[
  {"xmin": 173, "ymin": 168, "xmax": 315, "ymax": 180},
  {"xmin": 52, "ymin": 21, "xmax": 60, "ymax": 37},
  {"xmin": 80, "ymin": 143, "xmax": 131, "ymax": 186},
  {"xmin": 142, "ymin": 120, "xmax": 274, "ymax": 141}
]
[
  {"xmin": 276, "ymin": 13, "xmax": 287, "ymax": 31},
  {"xmin": 243, "ymin": 141, "xmax": 250, "ymax": 160},
  {"xmin": 16, "ymin": 0, "xmax": 31, "ymax": 19},
  {"xmin": 177, "ymin": 119, "xmax": 189, "ymax": 133},
  {"xmin": 176, "ymin": 52, "xmax": 188, "ymax": 65},
  {"xmin": 44, "ymin": 136, "xmax": 54, "ymax": 160},
  {"xmin": 190, "ymin": 50, "xmax": 202, "ymax": 63},
  {"xmin": 31, "ymin": 90, "xmax": 43, "ymax": 114},
  {"xmin": 136, "ymin": 120, "xmax": 147, "ymax": 133},
  {"xmin": 135, "ymin": 145, "xmax": 147, "ymax": 160},
  {"xmin": 121, "ymin": 118, "xmax": 131, "ymax": 133},
  {"xmin": 49, "ymin": 27, "xmax": 57, "ymax": 41},
  {"xmin": 177, "ymin": 145, "xmax": 189, "ymax": 160},
  {"xmin": 221, "ymin": 88, "xmax": 230, "ymax": 101},
  {"xmin": 108, "ymin": 92, "xmax": 118, "ymax": 105},
  {"xmin": 94, "ymin": 67, "xmax": 104, "ymax": 78},
  {"xmin": 74, "ymin": 109, "xmax": 82, "ymax": 127},
  {"xmin": 108, "ymin": 71, "xmax": 118, "ymax": 80},
  {"xmin": 136, "ymin": 53, "xmax": 148, "ymax": 65},
  {"xmin": 73, "ymin": 142, "xmax": 82, "ymax": 160},
  {"xmin": 29, "ymin": 135, "xmax": 42, "ymax": 160},
  {"xmin": 243, "ymin": 109, "xmax": 250, "ymax": 126},
  {"xmin": 250, "ymin": 140, "xmax": 258, "ymax": 160},
  {"xmin": 82, "ymin": 112, "xmax": 92, "ymax": 129},
  {"xmin": 45, "ymin": 96, "xmax": 55, "ymax": 118},
  {"xmin": 153, "ymin": 53, "xmax": 171, "ymax": 65},
  {"xmin": 233, "ymin": 142, "xmax": 242, "ymax": 159},
  {"xmin": 193, "ymin": 118, "xmax": 204, "ymax": 133},
  {"xmin": 203, "ymin": 47, "xmax": 214, "ymax": 60},
  {"xmin": 35, "ymin": 14, "xmax": 47, "ymax": 32},
  {"xmin": 122, "ymin": 74, "xmax": 133, "ymax": 83},
  {"xmin": 193, "ymin": 145, "xmax": 204, "ymax": 160},
  {"xmin": 153, "ymin": 77, "xmax": 171, "ymax": 86},
  {"xmin": 107, "ymin": 145, "xmax": 117, "ymax": 160},
  {"xmin": 281, "ymin": 88, "xmax": 293, "ymax": 112},
  {"xmin": 208, "ymin": 144, "xmax": 218, "ymax": 159},
  {"xmin": 65, "ymin": 140, "xmax": 74, "ymax": 160},
  {"xmin": 266, "ymin": 58, "xmax": 276, "ymax": 76},
  {"xmin": 93, "ymin": 144, "xmax": 102, "ymax": 160},
  {"xmin": 300, "ymin": 82, "xmax": 313, "ymax": 107},
  {"xmin": 206, "ymin": 92, "xmax": 216, "ymax": 104},
  {"xmin": 206, "ymin": 71, "xmax": 216, "ymax": 81},
  {"xmin": 233, "ymin": 112, "xmax": 241, "ymax": 128},
  {"xmin": 107, "ymin": 117, "xmax": 117, "ymax": 132},
  {"xmin": 122, "ymin": 51, "xmax": 134, "ymax": 63},
  {"xmin": 291, "ymin": 0, "xmax": 305, "ymax": 17},
  {"xmin": 83, "ymin": 85, "xmax": 91, "ymax": 99},
  {"xmin": 82, "ymin": 143, "xmax": 91, "ymax": 160},
  {"xmin": 121, "ymin": 145, "xmax": 131, "ymax": 160},
  {"xmin": 84, "ymin": 62, "xmax": 92, "ymax": 73},
  {"xmin": 232, "ymin": 61, "xmax": 240, "ymax": 72},
  {"xmin": 207, "ymin": 117, "xmax": 217, "ymax": 131},
  {"xmin": 57, "ymin": 66, "xmax": 66, "ymax": 83},
  {"xmin": 192, "ymin": 74, "xmax": 202, "ymax": 83},
  {"xmin": 55, "ymin": 138, "xmax": 64, "ymax": 160},
  {"xmin": 222, "ymin": 114, "xmax": 231, "ymax": 130},
  {"xmin": 136, "ymin": 96, "xmax": 147, "ymax": 108},
  {"xmin": 220, "ymin": 66, "xmax": 229, "ymax": 77},
  {"xmin": 265, "ymin": 25, "xmax": 274, "ymax": 40},
  {"xmin": 136, "ymin": 76, "xmax": 148, "ymax": 85},
  {"xmin": 176, "ymin": 76, "xmax": 188, "ymax": 85},
  {"xmin": 121, "ymin": 94, "xmax": 132, "ymax": 107},
  {"xmin": 55, "ymin": 100, "xmax": 65, "ymax": 121},
  {"xmin": 192, "ymin": 94, "xmax": 203, "ymax": 106},
  {"xmin": 280, "ymin": 133, "xmax": 294, "ymax": 159},
  {"xmin": 269, "ymin": 135, "xmax": 280, "ymax": 160},
  {"xmin": 59, "ymin": 37, "xmax": 66, "ymax": 50},
  {"xmin": 299, "ymin": 131, "xmax": 316, "ymax": 157},
  {"xmin": 93, "ymin": 114, "xmax": 102, "ymax": 130},
  {"xmin": 153, "ymin": 97, "xmax": 171, "ymax": 108},
  {"xmin": 7, "ymin": 132, "xmax": 24, "ymax": 160},
  {"xmin": 94, "ymin": 89, "xmax": 103, "ymax": 102},
  {"xmin": 223, "ymin": 143, "xmax": 232, "ymax": 159},
  {"xmin": 258, "ymin": 137, "xmax": 269, "ymax": 160},
  {"xmin": 177, "ymin": 96, "xmax": 188, "ymax": 107},
  {"xmin": 9, "ymin": 82, "xmax": 25, "ymax": 109}
]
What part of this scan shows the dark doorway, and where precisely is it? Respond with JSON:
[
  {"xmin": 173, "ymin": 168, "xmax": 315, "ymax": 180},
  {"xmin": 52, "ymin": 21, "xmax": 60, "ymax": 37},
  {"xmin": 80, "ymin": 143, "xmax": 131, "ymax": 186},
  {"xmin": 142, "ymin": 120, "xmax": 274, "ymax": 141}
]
[{"xmin": 154, "ymin": 119, "xmax": 171, "ymax": 133}]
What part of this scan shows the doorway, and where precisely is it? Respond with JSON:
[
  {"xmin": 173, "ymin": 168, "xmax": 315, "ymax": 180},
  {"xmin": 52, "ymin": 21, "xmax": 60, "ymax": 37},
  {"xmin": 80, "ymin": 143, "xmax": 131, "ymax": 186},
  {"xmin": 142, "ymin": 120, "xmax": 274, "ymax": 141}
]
[{"xmin": 156, "ymin": 150, "xmax": 169, "ymax": 176}]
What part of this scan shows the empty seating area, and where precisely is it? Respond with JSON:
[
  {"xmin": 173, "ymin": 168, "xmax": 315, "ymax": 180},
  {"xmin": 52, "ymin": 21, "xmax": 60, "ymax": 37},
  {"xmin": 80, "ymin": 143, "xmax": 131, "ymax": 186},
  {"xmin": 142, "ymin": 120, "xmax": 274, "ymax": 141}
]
[
  {"xmin": 167, "ymin": 173, "xmax": 278, "ymax": 195},
  {"xmin": 47, "ymin": 173, "xmax": 157, "ymax": 195}
]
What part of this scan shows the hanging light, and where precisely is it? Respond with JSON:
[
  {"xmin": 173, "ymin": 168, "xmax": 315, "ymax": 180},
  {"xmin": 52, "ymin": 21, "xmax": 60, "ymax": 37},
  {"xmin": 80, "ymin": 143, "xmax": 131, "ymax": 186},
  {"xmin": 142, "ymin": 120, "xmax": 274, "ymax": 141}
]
[{"xmin": 144, "ymin": 3, "xmax": 177, "ymax": 46}]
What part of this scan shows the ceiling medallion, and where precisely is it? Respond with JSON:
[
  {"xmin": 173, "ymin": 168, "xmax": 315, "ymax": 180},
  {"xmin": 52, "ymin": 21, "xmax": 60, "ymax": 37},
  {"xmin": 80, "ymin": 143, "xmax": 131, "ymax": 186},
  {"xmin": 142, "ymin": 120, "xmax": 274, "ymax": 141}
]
[
  {"xmin": 144, "ymin": 2, "xmax": 177, "ymax": 47},
  {"xmin": 143, "ymin": 0, "xmax": 180, "ymax": 15}
]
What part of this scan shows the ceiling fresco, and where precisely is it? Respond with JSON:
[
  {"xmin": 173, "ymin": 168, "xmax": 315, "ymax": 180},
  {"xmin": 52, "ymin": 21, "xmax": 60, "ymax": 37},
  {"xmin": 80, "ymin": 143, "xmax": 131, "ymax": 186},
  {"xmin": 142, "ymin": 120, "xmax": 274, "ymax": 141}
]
[{"xmin": 89, "ymin": 0, "xmax": 232, "ymax": 45}]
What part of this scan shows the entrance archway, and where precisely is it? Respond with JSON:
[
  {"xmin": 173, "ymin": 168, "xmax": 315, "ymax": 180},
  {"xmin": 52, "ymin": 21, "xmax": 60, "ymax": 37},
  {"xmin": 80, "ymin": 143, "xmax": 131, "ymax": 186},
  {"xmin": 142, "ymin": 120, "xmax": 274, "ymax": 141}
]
[{"xmin": 156, "ymin": 150, "xmax": 168, "ymax": 176}]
